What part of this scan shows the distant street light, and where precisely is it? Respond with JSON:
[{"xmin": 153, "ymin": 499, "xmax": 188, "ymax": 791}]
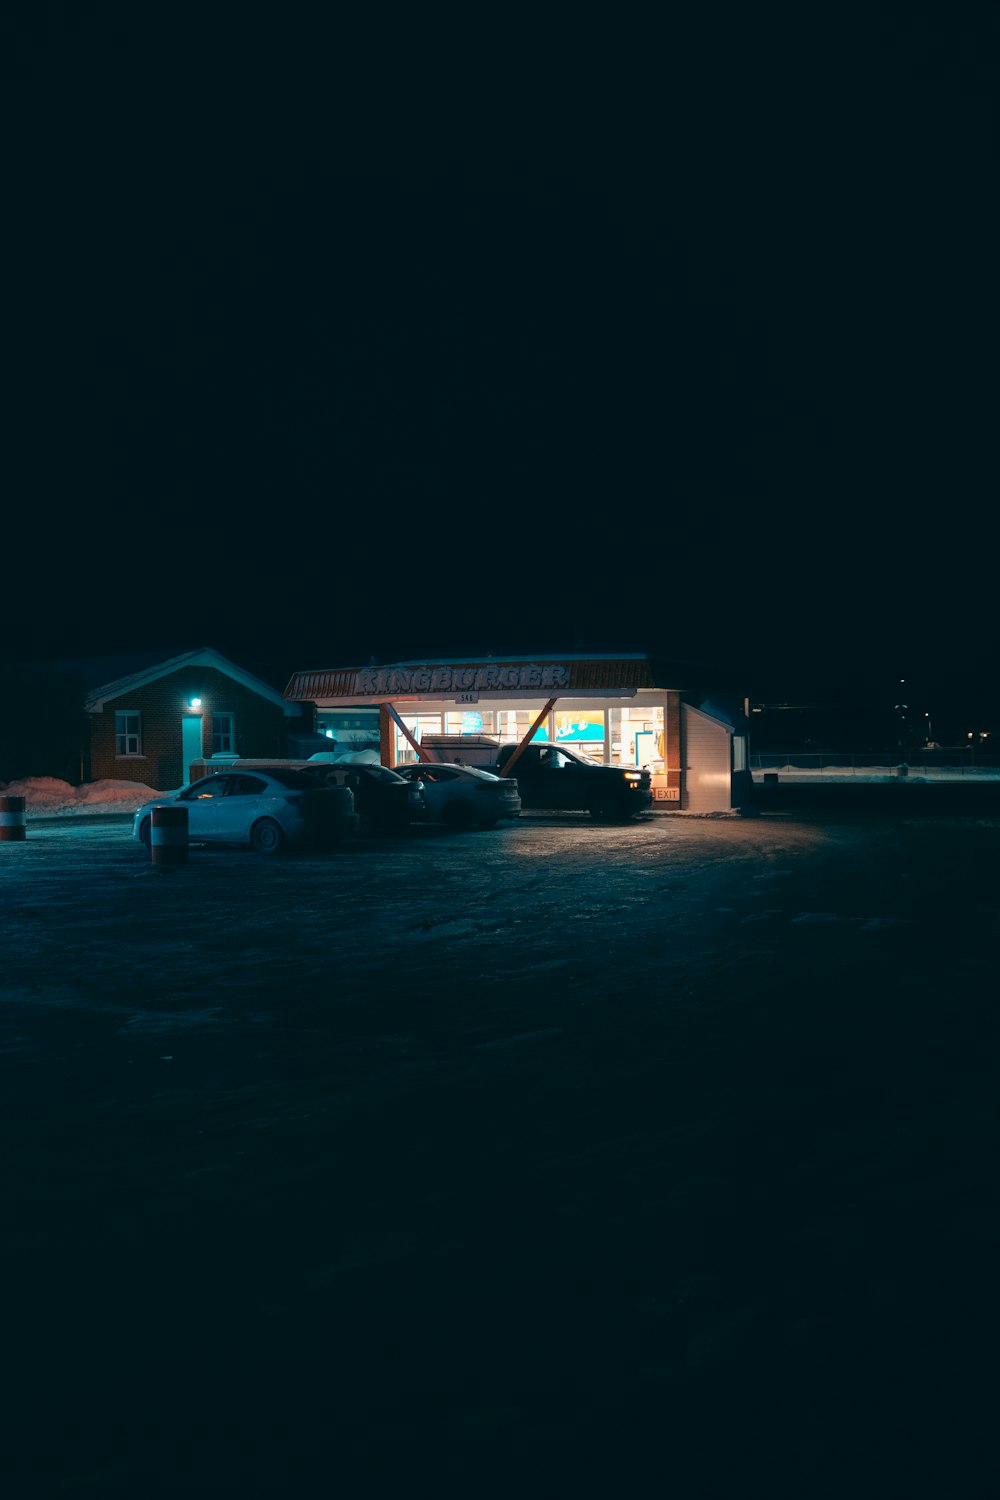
[
  {"xmin": 967, "ymin": 730, "xmax": 988, "ymax": 766},
  {"xmin": 894, "ymin": 695, "xmax": 909, "ymax": 758}
]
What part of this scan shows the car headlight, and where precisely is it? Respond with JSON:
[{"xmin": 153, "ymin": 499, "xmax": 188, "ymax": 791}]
[{"xmin": 624, "ymin": 771, "xmax": 642, "ymax": 781}]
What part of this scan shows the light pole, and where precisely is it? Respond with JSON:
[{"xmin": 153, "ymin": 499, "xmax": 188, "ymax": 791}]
[
  {"xmin": 966, "ymin": 731, "xmax": 987, "ymax": 767},
  {"xmin": 894, "ymin": 681, "xmax": 908, "ymax": 764}
]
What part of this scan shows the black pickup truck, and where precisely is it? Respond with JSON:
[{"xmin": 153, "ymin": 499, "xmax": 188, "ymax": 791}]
[
  {"xmin": 422, "ymin": 736, "xmax": 652, "ymax": 819},
  {"xmin": 495, "ymin": 743, "xmax": 652, "ymax": 818}
]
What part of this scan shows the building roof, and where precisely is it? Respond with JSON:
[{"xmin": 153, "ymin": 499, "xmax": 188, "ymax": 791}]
[
  {"xmin": 82, "ymin": 647, "xmax": 297, "ymax": 715},
  {"xmin": 284, "ymin": 651, "xmax": 744, "ymax": 704}
]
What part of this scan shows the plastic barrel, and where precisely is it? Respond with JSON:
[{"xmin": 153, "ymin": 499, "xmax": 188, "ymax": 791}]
[
  {"xmin": 0, "ymin": 794, "xmax": 26, "ymax": 841},
  {"xmin": 150, "ymin": 805, "xmax": 189, "ymax": 865}
]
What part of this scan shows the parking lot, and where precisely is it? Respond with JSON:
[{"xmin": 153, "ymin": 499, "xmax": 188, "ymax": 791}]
[{"xmin": 3, "ymin": 807, "xmax": 1000, "ymax": 1496}]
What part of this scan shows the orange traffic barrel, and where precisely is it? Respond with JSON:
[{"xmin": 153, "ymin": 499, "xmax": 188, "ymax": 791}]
[
  {"xmin": 150, "ymin": 804, "xmax": 189, "ymax": 866},
  {"xmin": 0, "ymin": 794, "xmax": 26, "ymax": 841}
]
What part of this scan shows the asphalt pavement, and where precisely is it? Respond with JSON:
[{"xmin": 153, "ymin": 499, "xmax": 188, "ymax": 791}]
[{"xmin": 3, "ymin": 808, "xmax": 999, "ymax": 1497}]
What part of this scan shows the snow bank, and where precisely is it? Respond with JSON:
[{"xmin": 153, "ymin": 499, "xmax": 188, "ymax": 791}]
[
  {"xmin": 0, "ymin": 777, "xmax": 171, "ymax": 817},
  {"xmin": 752, "ymin": 765, "xmax": 1000, "ymax": 783}
]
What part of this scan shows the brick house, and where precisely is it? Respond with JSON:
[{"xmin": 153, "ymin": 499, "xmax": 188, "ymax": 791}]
[{"xmin": 83, "ymin": 647, "xmax": 319, "ymax": 790}]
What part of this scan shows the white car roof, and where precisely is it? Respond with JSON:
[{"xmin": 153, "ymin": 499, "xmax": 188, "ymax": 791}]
[{"xmin": 308, "ymin": 750, "xmax": 381, "ymax": 765}]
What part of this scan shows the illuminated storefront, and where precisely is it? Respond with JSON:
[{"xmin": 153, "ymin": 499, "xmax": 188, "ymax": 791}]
[{"xmin": 283, "ymin": 653, "xmax": 751, "ymax": 813}]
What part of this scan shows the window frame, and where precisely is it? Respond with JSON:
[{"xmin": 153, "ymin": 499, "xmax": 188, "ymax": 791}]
[
  {"xmin": 115, "ymin": 710, "xmax": 143, "ymax": 757},
  {"xmin": 211, "ymin": 712, "xmax": 235, "ymax": 755}
]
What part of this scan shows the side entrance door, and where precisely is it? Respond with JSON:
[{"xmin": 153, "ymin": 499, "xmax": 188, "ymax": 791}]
[{"xmin": 181, "ymin": 714, "xmax": 204, "ymax": 786}]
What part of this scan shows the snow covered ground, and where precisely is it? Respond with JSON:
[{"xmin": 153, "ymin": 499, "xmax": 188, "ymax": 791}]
[
  {"xmin": 752, "ymin": 764, "xmax": 1000, "ymax": 782},
  {"xmin": 4, "ymin": 790, "xmax": 1000, "ymax": 1494},
  {"xmin": 0, "ymin": 776, "xmax": 170, "ymax": 816}
]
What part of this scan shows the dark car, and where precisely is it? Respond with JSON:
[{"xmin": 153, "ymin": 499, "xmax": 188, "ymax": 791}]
[
  {"xmin": 301, "ymin": 756, "xmax": 428, "ymax": 835},
  {"xmin": 228, "ymin": 757, "xmax": 428, "ymax": 836}
]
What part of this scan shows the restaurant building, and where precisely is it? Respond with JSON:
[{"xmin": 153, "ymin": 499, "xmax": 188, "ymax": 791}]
[{"xmin": 284, "ymin": 652, "xmax": 752, "ymax": 814}]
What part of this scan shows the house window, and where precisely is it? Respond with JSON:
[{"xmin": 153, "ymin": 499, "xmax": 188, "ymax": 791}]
[
  {"xmin": 115, "ymin": 711, "xmax": 142, "ymax": 756},
  {"xmin": 212, "ymin": 713, "xmax": 235, "ymax": 754}
]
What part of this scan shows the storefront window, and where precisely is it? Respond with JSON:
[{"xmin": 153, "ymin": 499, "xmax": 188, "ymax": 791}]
[
  {"xmin": 395, "ymin": 713, "xmax": 444, "ymax": 764},
  {"xmin": 611, "ymin": 705, "xmax": 665, "ymax": 771},
  {"xmin": 553, "ymin": 710, "xmax": 605, "ymax": 748},
  {"xmin": 389, "ymin": 698, "xmax": 666, "ymax": 771},
  {"xmin": 443, "ymin": 709, "xmax": 497, "ymax": 736}
]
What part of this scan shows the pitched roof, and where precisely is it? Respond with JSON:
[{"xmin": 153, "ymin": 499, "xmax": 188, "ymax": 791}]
[{"xmin": 82, "ymin": 647, "xmax": 296, "ymax": 715}]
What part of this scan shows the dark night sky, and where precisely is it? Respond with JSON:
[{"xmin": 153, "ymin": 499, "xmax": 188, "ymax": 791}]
[{"xmin": 6, "ymin": 14, "xmax": 997, "ymax": 727}]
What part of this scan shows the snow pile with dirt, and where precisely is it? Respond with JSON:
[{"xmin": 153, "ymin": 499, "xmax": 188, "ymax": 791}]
[
  {"xmin": 0, "ymin": 777, "xmax": 170, "ymax": 817},
  {"xmin": 752, "ymin": 764, "xmax": 1000, "ymax": 782}
]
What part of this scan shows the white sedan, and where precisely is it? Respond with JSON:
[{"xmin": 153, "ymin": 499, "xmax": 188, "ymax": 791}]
[
  {"xmin": 132, "ymin": 768, "xmax": 358, "ymax": 854},
  {"xmin": 396, "ymin": 762, "xmax": 521, "ymax": 829}
]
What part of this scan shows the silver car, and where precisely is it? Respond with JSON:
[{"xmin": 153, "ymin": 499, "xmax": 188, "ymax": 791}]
[
  {"xmin": 132, "ymin": 768, "xmax": 359, "ymax": 855},
  {"xmin": 396, "ymin": 762, "xmax": 521, "ymax": 829}
]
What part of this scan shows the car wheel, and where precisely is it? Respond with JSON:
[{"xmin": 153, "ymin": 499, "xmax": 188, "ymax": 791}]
[
  {"xmin": 138, "ymin": 817, "xmax": 151, "ymax": 846},
  {"xmin": 251, "ymin": 818, "xmax": 285, "ymax": 855},
  {"xmin": 444, "ymin": 802, "xmax": 475, "ymax": 830}
]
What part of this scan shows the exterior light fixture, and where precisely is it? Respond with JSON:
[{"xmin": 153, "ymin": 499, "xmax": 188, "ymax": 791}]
[{"xmin": 190, "ymin": 698, "xmax": 203, "ymax": 709}]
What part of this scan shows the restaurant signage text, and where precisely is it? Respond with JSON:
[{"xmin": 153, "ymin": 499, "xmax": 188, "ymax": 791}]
[{"xmin": 355, "ymin": 663, "xmax": 571, "ymax": 695}]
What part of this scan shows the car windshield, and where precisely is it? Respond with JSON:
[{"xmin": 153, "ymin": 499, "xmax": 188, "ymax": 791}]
[{"xmin": 263, "ymin": 768, "xmax": 330, "ymax": 789}]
